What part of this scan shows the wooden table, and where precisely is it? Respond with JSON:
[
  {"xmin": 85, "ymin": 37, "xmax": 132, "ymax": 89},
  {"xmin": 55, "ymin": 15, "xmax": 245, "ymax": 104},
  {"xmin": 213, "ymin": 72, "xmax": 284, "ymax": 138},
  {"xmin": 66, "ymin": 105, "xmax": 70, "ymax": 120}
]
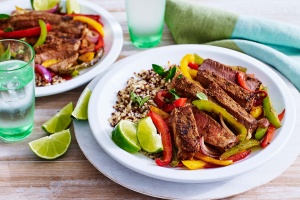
[{"xmin": 1, "ymin": 0, "xmax": 299, "ymax": 199}]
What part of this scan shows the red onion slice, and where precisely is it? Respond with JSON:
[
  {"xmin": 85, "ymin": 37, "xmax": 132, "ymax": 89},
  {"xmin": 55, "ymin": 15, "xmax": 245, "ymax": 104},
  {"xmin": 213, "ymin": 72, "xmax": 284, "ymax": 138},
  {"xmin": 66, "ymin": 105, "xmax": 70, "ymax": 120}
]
[
  {"xmin": 35, "ymin": 64, "xmax": 52, "ymax": 83},
  {"xmin": 85, "ymin": 30, "xmax": 100, "ymax": 43},
  {"xmin": 43, "ymin": 3, "xmax": 60, "ymax": 13},
  {"xmin": 199, "ymin": 136, "xmax": 220, "ymax": 158},
  {"xmin": 219, "ymin": 113, "xmax": 235, "ymax": 135}
]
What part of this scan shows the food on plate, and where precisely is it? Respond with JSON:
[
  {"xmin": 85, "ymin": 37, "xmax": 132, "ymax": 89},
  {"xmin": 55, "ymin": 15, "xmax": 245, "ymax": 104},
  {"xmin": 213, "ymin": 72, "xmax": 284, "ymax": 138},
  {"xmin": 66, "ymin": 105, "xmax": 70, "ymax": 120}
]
[
  {"xmin": 109, "ymin": 53, "xmax": 285, "ymax": 170},
  {"xmin": 0, "ymin": 1, "xmax": 104, "ymax": 87}
]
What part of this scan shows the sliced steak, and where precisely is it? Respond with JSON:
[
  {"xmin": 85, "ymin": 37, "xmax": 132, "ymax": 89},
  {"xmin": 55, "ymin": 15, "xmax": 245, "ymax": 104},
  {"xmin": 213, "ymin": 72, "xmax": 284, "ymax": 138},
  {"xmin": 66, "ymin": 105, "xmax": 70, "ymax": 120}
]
[
  {"xmin": 197, "ymin": 70, "xmax": 256, "ymax": 111},
  {"xmin": 48, "ymin": 53, "xmax": 79, "ymax": 74},
  {"xmin": 6, "ymin": 11, "xmax": 64, "ymax": 30},
  {"xmin": 193, "ymin": 108, "xmax": 238, "ymax": 152},
  {"xmin": 34, "ymin": 38, "xmax": 81, "ymax": 64},
  {"xmin": 199, "ymin": 59, "xmax": 261, "ymax": 91},
  {"xmin": 171, "ymin": 73, "xmax": 205, "ymax": 99},
  {"xmin": 206, "ymin": 83, "xmax": 258, "ymax": 134},
  {"xmin": 169, "ymin": 105, "xmax": 200, "ymax": 160},
  {"xmin": 51, "ymin": 21, "xmax": 86, "ymax": 38}
]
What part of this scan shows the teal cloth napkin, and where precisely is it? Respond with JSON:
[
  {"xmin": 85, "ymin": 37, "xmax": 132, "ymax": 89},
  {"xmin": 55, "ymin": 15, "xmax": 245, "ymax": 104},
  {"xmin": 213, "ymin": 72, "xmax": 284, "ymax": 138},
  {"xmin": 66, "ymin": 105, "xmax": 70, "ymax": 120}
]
[{"xmin": 165, "ymin": 0, "xmax": 300, "ymax": 91}]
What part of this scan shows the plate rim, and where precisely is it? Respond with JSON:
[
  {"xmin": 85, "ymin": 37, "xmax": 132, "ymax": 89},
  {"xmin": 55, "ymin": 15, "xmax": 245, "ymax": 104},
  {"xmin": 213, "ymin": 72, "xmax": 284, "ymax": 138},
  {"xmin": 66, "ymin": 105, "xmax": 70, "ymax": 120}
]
[
  {"xmin": 88, "ymin": 44, "xmax": 296, "ymax": 183},
  {"xmin": 0, "ymin": 0, "xmax": 123, "ymax": 97}
]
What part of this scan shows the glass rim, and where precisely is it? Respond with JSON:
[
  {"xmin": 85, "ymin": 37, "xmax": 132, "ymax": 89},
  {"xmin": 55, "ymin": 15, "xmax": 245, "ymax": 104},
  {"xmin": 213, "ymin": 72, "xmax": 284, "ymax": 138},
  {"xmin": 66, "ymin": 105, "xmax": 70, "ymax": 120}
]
[{"xmin": 0, "ymin": 39, "xmax": 35, "ymax": 72}]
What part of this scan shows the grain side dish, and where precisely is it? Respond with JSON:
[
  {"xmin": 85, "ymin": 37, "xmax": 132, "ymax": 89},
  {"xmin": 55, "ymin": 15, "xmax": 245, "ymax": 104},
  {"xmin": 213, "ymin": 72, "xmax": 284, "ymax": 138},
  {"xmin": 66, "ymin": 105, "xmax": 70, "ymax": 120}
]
[{"xmin": 108, "ymin": 69, "xmax": 171, "ymax": 127}]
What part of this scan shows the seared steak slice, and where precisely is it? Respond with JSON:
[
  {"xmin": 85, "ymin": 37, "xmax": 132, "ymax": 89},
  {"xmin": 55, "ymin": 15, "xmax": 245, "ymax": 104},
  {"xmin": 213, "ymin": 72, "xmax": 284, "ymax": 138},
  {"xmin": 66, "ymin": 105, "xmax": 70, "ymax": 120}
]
[
  {"xmin": 171, "ymin": 73, "xmax": 205, "ymax": 99},
  {"xmin": 51, "ymin": 21, "xmax": 86, "ymax": 38},
  {"xmin": 206, "ymin": 83, "xmax": 258, "ymax": 133},
  {"xmin": 169, "ymin": 105, "xmax": 200, "ymax": 160},
  {"xmin": 6, "ymin": 11, "xmax": 64, "ymax": 30},
  {"xmin": 48, "ymin": 53, "xmax": 79, "ymax": 74},
  {"xmin": 197, "ymin": 70, "xmax": 256, "ymax": 111},
  {"xmin": 34, "ymin": 38, "xmax": 81, "ymax": 64},
  {"xmin": 199, "ymin": 59, "xmax": 261, "ymax": 91},
  {"xmin": 193, "ymin": 108, "xmax": 238, "ymax": 152}
]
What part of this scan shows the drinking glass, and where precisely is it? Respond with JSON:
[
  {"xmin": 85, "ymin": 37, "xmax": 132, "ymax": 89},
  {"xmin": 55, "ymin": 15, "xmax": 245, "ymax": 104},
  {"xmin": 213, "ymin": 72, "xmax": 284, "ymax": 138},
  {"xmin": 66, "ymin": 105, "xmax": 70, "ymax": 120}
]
[
  {"xmin": 125, "ymin": 0, "xmax": 166, "ymax": 48},
  {"xmin": 0, "ymin": 39, "xmax": 35, "ymax": 142}
]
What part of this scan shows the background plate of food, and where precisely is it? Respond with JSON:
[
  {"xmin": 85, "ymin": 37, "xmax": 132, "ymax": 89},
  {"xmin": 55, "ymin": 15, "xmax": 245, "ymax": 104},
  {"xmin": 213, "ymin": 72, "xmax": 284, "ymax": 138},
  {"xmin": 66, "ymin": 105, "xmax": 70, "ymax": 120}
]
[
  {"xmin": 0, "ymin": 0, "xmax": 123, "ymax": 97},
  {"xmin": 88, "ymin": 44, "xmax": 296, "ymax": 183}
]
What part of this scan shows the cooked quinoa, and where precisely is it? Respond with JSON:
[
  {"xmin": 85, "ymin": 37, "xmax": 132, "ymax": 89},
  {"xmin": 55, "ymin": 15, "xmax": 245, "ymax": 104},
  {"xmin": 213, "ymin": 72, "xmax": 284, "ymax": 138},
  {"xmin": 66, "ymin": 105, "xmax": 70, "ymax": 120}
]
[
  {"xmin": 108, "ymin": 68, "xmax": 172, "ymax": 127},
  {"xmin": 35, "ymin": 74, "xmax": 67, "ymax": 86}
]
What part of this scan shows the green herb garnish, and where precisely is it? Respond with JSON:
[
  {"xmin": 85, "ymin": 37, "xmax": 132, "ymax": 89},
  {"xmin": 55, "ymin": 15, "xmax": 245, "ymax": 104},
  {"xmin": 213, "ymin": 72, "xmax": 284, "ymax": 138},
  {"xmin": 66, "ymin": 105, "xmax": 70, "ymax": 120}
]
[
  {"xmin": 130, "ymin": 92, "xmax": 150, "ymax": 108},
  {"xmin": 152, "ymin": 64, "xmax": 165, "ymax": 76},
  {"xmin": 0, "ymin": 14, "xmax": 10, "ymax": 19},
  {"xmin": 177, "ymin": 74, "xmax": 182, "ymax": 79},
  {"xmin": 152, "ymin": 64, "xmax": 177, "ymax": 81},
  {"xmin": 3, "ymin": 27, "xmax": 13, "ymax": 32},
  {"xmin": 196, "ymin": 92, "xmax": 208, "ymax": 100},
  {"xmin": 0, "ymin": 44, "xmax": 11, "ymax": 61},
  {"xmin": 169, "ymin": 88, "xmax": 180, "ymax": 100}
]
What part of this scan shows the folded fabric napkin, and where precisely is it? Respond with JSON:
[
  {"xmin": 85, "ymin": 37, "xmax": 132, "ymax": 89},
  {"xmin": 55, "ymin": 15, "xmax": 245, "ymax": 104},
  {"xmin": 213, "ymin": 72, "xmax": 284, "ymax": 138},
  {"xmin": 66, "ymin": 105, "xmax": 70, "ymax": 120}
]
[{"xmin": 165, "ymin": 0, "xmax": 300, "ymax": 91}]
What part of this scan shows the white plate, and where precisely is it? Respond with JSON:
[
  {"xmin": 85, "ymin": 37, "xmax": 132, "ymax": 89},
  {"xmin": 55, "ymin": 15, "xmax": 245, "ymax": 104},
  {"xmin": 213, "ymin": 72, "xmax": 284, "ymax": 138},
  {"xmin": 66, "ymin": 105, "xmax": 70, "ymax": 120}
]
[
  {"xmin": 88, "ymin": 44, "xmax": 296, "ymax": 183},
  {"xmin": 0, "ymin": 0, "xmax": 123, "ymax": 97}
]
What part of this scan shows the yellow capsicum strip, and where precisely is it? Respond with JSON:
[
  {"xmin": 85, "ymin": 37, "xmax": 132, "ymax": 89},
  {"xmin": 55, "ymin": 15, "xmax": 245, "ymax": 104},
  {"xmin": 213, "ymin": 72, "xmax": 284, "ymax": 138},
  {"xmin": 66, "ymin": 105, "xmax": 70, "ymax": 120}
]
[
  {"xmin": 195, "ymin": 152, "xmax": 233, "ymax": 166},
  {"xmin": 182, "ymin": 160, "xmax": 208, "ymax": 170},
  {"xmin": 150, "ymin": 106, "xmax": 170, "ymax": 119},
  {"xmin": 180, "ymin": 54, "xmax": 194, "ymax": 81},
  {"xmin": 73, "ymin": 16, "xmax": 104, "ymax": 37}
]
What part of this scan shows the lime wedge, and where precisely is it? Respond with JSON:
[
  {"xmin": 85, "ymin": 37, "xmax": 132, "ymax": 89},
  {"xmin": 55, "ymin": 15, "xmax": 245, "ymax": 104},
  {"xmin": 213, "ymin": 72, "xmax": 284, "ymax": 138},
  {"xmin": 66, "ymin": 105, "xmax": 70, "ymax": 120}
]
[
  {"xmin": 31, "ymin": 0, "xmax": 60, "ymax": 11},
  {"xmin": 66, "ymin": 0, "xmax": 81, "ymax": 14},
  {"xmin": 42, "ymin": 102, "xmax": 73, "ymax": 134},
  {"xmin": 112, "ymin": 120, "xmax": 141, "ymax": 153},
  {"xmin": 72, "ymin": 88, "xmax": 91, "ymax": 120},
  {"xmin": 29, "ymin": 129, "xmax": 71, "ymax": 160},
  {"xmin": 137, "ymin": 117, "xmax": 163, "ymax": 153}
]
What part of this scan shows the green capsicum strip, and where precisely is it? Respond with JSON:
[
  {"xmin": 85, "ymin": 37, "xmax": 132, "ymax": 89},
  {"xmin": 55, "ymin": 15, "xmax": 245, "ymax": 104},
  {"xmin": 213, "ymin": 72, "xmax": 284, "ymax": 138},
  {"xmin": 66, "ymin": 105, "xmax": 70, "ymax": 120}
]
[
  {"xmin": 254, "ymin": 126, "xmax": 268, "ymax": 140},
  {"xmin": 192, "ymin": 100, "xmax": 248, "ymax": 141},
  {"xmin": 262, "ymin": 87, "xmax": 281, "ymax": 128},
  {"xmin": 0, "ymin": 14, "xmax": 10, "ymax": 19},
  {"xmin": 220, "ymin": 139, "xmax": 260, "ymax": 160},
  {"xmin": 34, "ymin": 20, "xmax": 47, "ymax": 47}
]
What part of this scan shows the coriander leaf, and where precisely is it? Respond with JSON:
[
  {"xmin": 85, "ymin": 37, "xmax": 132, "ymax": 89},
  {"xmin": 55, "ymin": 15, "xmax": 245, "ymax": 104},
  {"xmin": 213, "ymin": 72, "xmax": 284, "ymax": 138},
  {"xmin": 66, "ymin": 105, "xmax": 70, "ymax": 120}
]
[
  {"xmin": 177, "ymin": 74, "xmax": 182, "ymax": 79},
  {"xmin": 196, "ymin": 92, "xmax": 208, "ymax": 100},
  {"xmin": 152, "ymin": 64, "xmax": 165, "ymax": 76},
  {"xmin": 165, "ymin": 67, "xmax": 176, "ymax": 81},
  {"xmin": 169, "ymin": 88, "xmax": 180, "ymax": 100},
  {"xmin": 130, "ymin": 92, "xmax": 150, "ymax": 108}
]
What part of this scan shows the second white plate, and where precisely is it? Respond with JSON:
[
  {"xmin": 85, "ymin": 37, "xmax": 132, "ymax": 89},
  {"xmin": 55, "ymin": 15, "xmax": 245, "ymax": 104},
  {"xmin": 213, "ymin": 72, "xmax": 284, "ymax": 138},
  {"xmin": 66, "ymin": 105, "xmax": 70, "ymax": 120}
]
[{"xmin": 0, "ymin": 0, "xmax": 123, "ymax": 97}]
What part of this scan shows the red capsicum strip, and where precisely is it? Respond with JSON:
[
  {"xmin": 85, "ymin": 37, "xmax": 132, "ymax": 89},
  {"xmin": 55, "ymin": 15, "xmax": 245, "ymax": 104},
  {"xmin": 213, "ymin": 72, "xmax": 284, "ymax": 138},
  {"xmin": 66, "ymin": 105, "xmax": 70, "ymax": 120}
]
[
  {"xmin": 154, "ymin": 90, "xmax": 187, "ymax": 112},
  {"xmin": 237, "ymin": 71, "xmax": 253, "ymax": 92},
  {"xmin": 226, "ymin": 149, "xmax": 252, "ymax": 162},
  {"xmin": 66, "ymin": 13, "xmax": 101, "ymax": 21},
  {"xmin": 95, "ymin": 34, "xmax": 104, "ymax": 50},
  {"xmin": 261, "ymin": 109, "xmax": 285, "ymax": 148},
  {"xmin": 188, "ymin": 62, "xmax": 199, "ymax": 70},
  {"xmin": 0, "ymin": 23, "xmax": 51, "ymax": 38},
  {"xmin": 163, "ymin": 98, "xmax": 187, "ymax": 112},
  {"xmin": 148, "ymin": 111, "xmax": 172, "ymax": 166}
]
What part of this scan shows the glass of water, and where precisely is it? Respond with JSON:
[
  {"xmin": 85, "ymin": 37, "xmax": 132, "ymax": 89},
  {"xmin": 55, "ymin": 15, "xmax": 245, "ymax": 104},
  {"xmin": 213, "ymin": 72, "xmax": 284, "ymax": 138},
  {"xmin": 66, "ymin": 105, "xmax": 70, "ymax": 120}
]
[
  {"xmin": 0, "ymin": 39, "xmax": 35, "ymax": 142},
  {"xmin": 125, "ymin": 0, "xmax": 166, "ymax": 48}
]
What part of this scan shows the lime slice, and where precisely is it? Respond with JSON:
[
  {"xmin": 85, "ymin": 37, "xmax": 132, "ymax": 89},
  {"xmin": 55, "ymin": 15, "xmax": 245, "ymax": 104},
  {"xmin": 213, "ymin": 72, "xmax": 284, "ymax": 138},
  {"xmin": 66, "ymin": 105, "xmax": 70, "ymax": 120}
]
[
  {"xmin": 29, "ymin": 129, "xmax": 71, "ymax": 160},
  {"xmin": 112, "ymin": 120, "xmax": 141, "ymax": 153},
  {"xmin": 72, "ymin": 88, "xmax": 91, "ymax": 120},
  {"xmin": 31, "ymin": 0, "xmax": 60, "ymax": 11},
  {"xmin": 137, "ymin": 117, "xmax": 163, "ymax": 153},
  {"xmin": 42, "ymin": 102, "xmax": 73, "ymax": 134},
  {"xmin": 66, "ymin": 0, "xmax": 81, "ymax": 14}
]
